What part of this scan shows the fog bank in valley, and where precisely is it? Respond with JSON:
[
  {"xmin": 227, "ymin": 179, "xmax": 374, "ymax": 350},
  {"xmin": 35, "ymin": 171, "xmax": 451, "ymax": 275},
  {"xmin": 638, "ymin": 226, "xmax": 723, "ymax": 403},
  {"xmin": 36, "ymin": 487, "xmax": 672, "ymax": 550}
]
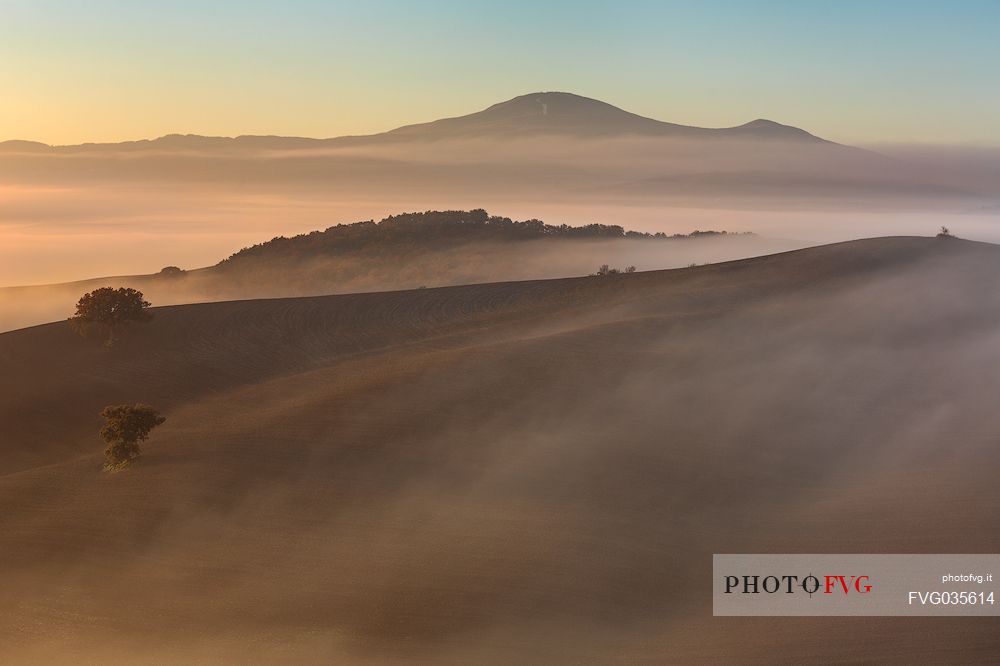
[{"xmin": 2, "ymin": 128, "xmax": 998, "ymax": 288}]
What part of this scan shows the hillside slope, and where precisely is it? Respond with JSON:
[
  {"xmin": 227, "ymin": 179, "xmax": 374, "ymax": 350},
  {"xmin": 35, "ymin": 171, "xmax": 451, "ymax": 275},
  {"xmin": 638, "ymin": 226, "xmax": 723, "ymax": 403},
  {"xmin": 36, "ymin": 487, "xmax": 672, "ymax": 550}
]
[
  {"xmin": 0, "ymin": 210, "xmax": 795, "ymax": 333},
  {"xmin": 3, "ymin": 237, "xmax": 1000, "ymax": 663}
]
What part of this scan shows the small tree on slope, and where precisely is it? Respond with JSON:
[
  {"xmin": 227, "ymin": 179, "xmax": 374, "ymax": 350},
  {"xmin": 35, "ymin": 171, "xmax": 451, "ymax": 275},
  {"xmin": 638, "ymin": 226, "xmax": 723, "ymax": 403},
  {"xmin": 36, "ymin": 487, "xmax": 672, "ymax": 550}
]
[
  {"xmin": 69, "ymin": 287, "xmax": 152, "ymax": 346},
  {"xmin": 100, "ymin": 404, "xmax": 166, "ymax": 471}
]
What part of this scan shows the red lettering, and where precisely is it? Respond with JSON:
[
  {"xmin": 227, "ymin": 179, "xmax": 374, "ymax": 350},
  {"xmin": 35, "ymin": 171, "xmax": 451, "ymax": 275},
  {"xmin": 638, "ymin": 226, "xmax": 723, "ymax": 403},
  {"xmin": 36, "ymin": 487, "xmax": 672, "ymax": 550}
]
[
  {"xmin": 824, "ymin": 575, "xmax": 872, "ymax": 594},
  {"xmin": 824, "ymin": 575, "xmax": 846, "ymax": 594}
]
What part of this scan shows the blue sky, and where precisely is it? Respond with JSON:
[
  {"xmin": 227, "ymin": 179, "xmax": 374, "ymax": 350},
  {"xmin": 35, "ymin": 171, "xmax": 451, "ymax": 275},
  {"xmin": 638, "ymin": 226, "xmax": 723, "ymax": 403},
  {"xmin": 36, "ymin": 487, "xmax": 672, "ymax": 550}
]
[{"xmin": 2, "ymin": 0, "xmax": 998, "ymax": 144}]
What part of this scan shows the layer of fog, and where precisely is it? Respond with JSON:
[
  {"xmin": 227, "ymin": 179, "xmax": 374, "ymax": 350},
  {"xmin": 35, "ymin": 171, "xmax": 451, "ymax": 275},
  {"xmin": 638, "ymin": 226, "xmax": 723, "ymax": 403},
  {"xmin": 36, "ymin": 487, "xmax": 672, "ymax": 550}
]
[
  {"xmin": 4, "ymin": 239, "xmax": 1000, "ymax": 661},
  {"xmin": 867, "ymin": 144, "xmax": 1000, "ymax": 198},
  {"xmin": 2, "ymin": 133, "xmax": 999, "ymax": 287}
]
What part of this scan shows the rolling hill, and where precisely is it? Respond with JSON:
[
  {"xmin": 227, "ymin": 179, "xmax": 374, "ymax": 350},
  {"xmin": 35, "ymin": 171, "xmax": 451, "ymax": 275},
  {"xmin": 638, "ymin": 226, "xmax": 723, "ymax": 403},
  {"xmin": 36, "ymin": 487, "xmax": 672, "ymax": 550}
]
[
  {"xmin": 0, "ymin": 209, "xmax": 797, "ymax": 332},
  {"xmin": 3, "ymin": 236, "xmax": 1000, "ymax": 662}
]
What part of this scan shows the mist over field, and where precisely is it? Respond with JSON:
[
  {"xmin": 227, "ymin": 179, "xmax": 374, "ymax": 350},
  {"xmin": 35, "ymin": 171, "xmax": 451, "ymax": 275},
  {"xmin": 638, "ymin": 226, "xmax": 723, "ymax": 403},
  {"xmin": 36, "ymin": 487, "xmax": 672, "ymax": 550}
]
[
  {"xmin": 2, "ymin": 93, "xmax": 998, "ymax": 289},
  {"xmin": 2, "ymin": 178, "xmax": 996, "ymax": 290},
  {"xmin": 5, "ymin": 237, "xmax": 1000, "ymax": 662}
]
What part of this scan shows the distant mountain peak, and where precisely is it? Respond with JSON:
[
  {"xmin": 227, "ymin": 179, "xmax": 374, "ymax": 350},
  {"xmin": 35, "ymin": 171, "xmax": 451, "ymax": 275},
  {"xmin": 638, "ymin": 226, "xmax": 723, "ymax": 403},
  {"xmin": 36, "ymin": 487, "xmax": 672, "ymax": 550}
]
[
  {"xmin": 384, "ymin": 92, "xmax": 828, "ymax": 143},
  {"xmin": 0, "ymin": 92, "xmax": 831, "ymax": 150},
  {"xmin": 384, "ymin": 91, "xmax": 681, "ymax": 139},
  {"xmin": 484, "ymin": 91, "xmax": 625, "ymax": 115}
]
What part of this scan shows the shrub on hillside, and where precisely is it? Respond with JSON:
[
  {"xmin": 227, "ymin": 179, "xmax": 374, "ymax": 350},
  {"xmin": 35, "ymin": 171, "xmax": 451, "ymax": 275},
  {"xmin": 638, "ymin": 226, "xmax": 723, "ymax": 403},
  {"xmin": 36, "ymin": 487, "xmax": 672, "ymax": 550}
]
[
  {"xmin": 593, "ymin": 264, "xmax": 636, "ymax": 276},
  {"xmin": 100, "ymin": 404, "xmax": 166, "ymax": 471}
]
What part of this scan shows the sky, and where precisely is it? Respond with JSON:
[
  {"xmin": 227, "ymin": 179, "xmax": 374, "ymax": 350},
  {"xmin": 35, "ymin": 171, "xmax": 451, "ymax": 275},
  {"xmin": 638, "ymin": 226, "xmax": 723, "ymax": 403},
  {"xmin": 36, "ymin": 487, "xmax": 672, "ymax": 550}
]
[{"xmin": 2, "ymin": 0, "xmax": 999, "ymax": 146}]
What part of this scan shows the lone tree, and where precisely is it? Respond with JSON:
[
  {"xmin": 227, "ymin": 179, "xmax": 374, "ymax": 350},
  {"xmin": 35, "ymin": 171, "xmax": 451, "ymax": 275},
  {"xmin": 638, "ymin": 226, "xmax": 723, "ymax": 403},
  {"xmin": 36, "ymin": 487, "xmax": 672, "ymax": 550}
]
[
  {"xmin": 69, "ymin": 287, "xmax": 152, "ymax": 346},
  {"xmin": 100, "ymin": 404, "xmax": 165, "ymax": 470}
]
